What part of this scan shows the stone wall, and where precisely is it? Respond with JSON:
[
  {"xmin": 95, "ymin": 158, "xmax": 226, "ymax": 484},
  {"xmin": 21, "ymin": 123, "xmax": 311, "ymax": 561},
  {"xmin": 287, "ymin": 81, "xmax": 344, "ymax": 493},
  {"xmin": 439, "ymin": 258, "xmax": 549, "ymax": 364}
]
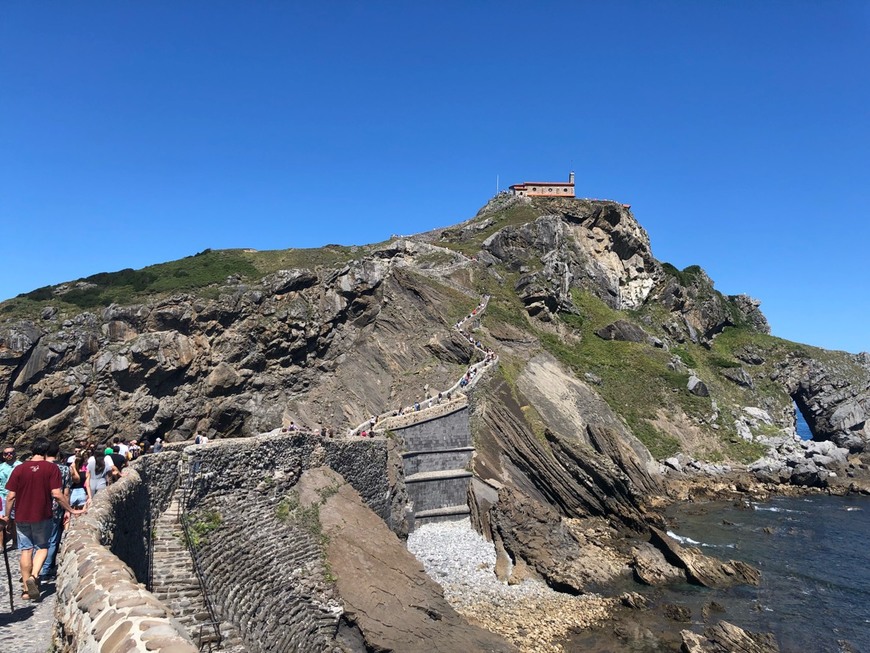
[
  {"xmin": 188, "ymin": 489, "xmax": 345, "ymax": 652},
  {"xmin": 178, "ymin": 432, "xmax": 406, "ymax": 652},
  {"xmin": 54, "ymin": 455, "xmax": 196, "ymax": 653},
  {"xmin": 53, "ymin": 433, "xmax": 401, "ymax": 653},
  {"xmin": 181, "ymin": 432, "xmax": 397, "ymax": 524},
  {"xmin": 406, "ymin": 471, "xmax": 473, "ymax": 512},
  {"xmin": 403, "ymin": 447, "xmax": 473, "ymax": 475},
  {"xmin": 391, "ymin": 404, "xmax": 474, "ymax": 526}
]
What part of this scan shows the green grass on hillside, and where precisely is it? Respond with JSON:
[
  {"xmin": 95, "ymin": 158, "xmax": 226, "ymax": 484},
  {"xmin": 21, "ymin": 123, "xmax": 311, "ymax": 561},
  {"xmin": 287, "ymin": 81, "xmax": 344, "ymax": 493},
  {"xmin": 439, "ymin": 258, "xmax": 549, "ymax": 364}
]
[
  {"xmin": 441, "ymin": 203, "xmax": 541, "ymax": 257},
  {"xmin": 541, "ymin": 290, "xmax": 716, "ymax": 459},
  {"xmin": 1, "ymin": 244, "xmax": 367, "ymax": 318}
]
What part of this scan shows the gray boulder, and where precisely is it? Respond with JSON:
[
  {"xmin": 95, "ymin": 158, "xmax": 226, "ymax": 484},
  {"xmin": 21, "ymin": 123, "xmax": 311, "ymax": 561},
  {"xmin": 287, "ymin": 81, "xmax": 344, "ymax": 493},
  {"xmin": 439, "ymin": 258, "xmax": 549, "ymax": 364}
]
[
  {"xmin": 688, "ymin": 376, "xmax": 710, "ymax": 397},
  {"xmin": 595, "ymin": 320, "xmax": 649, "ymax": 343},
  {"xmin": 722, "ymin": 367, "xmax": 754, "ymax": 388}
]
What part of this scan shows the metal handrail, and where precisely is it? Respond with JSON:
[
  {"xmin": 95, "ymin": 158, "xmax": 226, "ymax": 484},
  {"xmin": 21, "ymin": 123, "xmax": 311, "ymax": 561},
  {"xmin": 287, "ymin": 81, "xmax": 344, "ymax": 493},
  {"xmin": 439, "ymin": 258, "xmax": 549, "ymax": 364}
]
[
  {"xmin": 145, "ymin": 493, "xmax": 154, "ymax": 592},
  {"xmin": 178, "ymin": 456, "xmax": 224, "ymax": 651}
]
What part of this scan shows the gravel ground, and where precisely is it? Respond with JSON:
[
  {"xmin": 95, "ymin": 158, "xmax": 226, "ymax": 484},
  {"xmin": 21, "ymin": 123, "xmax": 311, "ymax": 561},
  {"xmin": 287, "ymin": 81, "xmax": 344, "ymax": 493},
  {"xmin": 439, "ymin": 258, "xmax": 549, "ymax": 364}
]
[
  {"xmin": 408, "ymin": 518, "xmax": 616, "ymax": 653},
  {"xmin": 0, "ymin": 548, "xmax": 55, "ymax": 653}
]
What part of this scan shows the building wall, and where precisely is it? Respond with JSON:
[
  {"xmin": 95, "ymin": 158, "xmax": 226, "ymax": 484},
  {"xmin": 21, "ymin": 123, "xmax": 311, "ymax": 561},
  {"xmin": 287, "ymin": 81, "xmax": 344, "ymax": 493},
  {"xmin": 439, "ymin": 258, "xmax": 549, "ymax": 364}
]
[{"xmin": 512, "ymin": 184, "xmax": 574, "ymax": 197}]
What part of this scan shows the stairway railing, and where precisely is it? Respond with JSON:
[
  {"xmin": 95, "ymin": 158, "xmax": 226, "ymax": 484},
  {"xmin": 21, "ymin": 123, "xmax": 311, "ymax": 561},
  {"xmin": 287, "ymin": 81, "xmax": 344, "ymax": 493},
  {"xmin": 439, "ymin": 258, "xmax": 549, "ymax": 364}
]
[{"xmin": 177, "ymin": 455, "xmax": 224, "ymax": 651}]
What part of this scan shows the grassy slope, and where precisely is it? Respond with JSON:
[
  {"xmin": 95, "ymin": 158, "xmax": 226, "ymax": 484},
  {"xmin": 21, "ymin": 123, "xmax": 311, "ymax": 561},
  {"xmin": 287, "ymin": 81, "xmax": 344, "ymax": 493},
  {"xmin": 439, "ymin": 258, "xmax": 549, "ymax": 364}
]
[{"xmin": 0, "ymin": 245, "xmax": 372, "ymax": 320}]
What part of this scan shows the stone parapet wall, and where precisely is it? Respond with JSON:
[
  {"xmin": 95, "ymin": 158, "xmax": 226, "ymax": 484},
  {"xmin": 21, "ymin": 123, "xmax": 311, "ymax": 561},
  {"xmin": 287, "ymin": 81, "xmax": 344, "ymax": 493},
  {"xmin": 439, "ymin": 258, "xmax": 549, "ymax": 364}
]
[
  {"xmin": 54, "ymin": 456, "xmax": 196, "ymax": 653},
  {"xmin": 181, "ymin": 432, "xmax": 397, "ymax": 524},
  {"xmin": 53, "ymin": 433, "xmax": 402, "ymax": 652},
  {"xmin": 178, "ymin": 432, "xmax": 407, "ymax": 651}
]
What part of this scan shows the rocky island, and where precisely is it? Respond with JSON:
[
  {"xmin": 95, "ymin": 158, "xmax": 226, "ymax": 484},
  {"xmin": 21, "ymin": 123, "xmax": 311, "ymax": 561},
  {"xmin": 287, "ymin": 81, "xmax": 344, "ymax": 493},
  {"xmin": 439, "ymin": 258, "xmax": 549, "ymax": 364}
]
[{"xmin": 1, "ymin": 194, "xmax": 868, "ymax": 652}]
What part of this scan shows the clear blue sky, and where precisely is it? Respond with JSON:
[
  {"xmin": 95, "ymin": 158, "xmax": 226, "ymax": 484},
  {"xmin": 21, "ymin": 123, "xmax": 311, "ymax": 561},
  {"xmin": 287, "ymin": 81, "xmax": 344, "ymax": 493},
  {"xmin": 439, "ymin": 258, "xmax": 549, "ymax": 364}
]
[{"xmin": 2, "ymin": 2, "xmax": 868, "ymax": 353}]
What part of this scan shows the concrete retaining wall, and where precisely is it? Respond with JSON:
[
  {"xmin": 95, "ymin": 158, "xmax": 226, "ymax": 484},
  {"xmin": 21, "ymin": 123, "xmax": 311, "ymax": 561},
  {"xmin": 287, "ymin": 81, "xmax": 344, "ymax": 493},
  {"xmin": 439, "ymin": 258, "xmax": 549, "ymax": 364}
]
[
  {"xmin": 406, "ymin": 473, "xmax": 473, "ymax": 512},
  {"xmin": 402, "ymin": 448, "xmax": 473, "ymax": 475}
]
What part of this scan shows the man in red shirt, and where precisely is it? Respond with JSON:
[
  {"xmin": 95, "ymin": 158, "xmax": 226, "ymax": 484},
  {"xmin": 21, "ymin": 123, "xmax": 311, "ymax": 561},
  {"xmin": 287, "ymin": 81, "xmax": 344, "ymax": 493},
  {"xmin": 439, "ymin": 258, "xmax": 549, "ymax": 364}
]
[{"xmin": 1, "ymin": 437, "xmax": 84, "ymax": 601}]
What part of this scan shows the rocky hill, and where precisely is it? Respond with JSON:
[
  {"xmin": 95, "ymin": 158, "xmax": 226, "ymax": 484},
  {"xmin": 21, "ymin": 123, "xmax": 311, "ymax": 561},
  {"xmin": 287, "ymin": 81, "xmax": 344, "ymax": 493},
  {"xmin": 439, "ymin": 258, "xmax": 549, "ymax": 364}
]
[
  {"xmin": 3, "ymin": 195, "xmax": 867, "ymax": 479},
  {"xmin": 5, "ymin": 193, "xmax": 870, "ymax": 650}
]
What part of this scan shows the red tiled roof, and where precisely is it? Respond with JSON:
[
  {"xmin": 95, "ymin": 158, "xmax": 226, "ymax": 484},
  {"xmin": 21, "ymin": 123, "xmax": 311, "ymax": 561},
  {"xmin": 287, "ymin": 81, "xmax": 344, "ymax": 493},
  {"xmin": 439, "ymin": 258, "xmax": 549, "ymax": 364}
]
[{"xmin": 511, "ymin": 182, "xmax": 574, "ymax": 188}]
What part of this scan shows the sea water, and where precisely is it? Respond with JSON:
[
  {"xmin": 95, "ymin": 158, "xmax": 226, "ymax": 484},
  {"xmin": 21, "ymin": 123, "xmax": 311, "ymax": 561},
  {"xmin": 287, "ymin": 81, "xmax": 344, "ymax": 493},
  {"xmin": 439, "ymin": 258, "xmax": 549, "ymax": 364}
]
[{"xmin": 662, "ymin": 494, "xmax": 870, "ymax": 653}]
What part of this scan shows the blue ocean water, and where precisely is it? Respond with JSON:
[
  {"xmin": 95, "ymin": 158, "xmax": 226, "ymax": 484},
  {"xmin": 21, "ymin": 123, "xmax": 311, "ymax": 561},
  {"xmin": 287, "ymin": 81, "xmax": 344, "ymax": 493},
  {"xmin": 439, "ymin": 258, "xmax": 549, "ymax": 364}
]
[
  {"xmin": 795, "ymin": 403, "xmax": 813, "ymax": 440},
  {"xmin": 665, "ymin": 494, "xmax": 870, "ymax": 653}
]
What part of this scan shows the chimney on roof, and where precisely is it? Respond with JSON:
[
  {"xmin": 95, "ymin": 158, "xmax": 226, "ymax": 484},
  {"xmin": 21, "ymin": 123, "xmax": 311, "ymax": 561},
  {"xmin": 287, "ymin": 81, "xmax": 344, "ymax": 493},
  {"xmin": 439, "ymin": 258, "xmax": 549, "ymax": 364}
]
[{"xmin": 569, "ymin": 171, "xmax": 575, "ymax": 185}]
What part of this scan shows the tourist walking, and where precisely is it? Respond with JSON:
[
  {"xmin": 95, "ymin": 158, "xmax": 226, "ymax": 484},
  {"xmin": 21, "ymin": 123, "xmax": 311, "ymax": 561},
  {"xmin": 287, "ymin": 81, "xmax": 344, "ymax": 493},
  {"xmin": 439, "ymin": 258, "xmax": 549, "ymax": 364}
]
[
  {"xmin": 0, "ymin": 445, "xmax": 21, "ymax": 515},
  {"xmin": 40, "ymin": 440, "xmax": 70, "ymax": 581},
  {"xmin": 68, "ymin": 454, "xmax": 88, "ymax": 508},
  {"xmin": 2, "ymin": 437, "xmax": 84, "ymax": 601},
  {"xmin": 86, "ymin": 450, "xmax": 111, "ymax": 499}
]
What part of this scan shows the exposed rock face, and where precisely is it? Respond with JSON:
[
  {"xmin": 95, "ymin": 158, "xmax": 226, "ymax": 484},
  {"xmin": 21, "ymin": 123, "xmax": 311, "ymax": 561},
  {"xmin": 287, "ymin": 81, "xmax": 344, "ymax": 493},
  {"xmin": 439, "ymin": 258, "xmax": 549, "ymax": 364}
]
[
  {"xmin": 0, "ymin": 258, "xmax": 478, "ymax": 447},
  {"xmin": 652, "ymin": 267, "xmax": 770, "ymax": 344},
  {"xmin": 483, "ymin": 486, "xmax": 629, "ymax": 593},
  {"xmin": 595, "ymin": 320, "xmax": 651, "ymax": 343},
  {"xmin": 777, "ymin": 354, "xmax": 870, "ymax": 452},
  {"xmin": 632, "ymin": 542, "xmax": 685, "ymax": 586},
  {"xmin": 681, "ymin": 621, "xmax": 780, "ymax": 653},
  {"xmin": 477, "ymin": 198, "xmax": 661, "ymax": 313},
  {"xmin": 299, "ymin": 467, "xmax": 516, "ymax": 652},
  {"xmin": 649, "ymin": 527, "xmax": 760, "ymax": 589},
  {"xmin": 471, "ymin": 370, "xmax": 652, "ymax": 533},
  {"xmin": 8, "ymin": 194, "xmax": 868, "ymax": 652}
]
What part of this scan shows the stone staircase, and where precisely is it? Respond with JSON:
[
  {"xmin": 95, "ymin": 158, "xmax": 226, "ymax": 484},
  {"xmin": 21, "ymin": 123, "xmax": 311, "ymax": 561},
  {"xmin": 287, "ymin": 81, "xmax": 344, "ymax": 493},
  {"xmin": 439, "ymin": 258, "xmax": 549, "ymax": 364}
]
[{"xmin": 150, "ymin": 490, "xmax": 246, "ymax": 652}]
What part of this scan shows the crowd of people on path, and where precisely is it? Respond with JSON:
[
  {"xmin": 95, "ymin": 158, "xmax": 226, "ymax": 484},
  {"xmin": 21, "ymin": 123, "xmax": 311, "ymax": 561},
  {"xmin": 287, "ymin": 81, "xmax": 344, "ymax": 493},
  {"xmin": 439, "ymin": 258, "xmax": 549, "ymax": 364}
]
[{"xmin": 0, "ymin": 434, "xmax": 160, "ymax": 604}]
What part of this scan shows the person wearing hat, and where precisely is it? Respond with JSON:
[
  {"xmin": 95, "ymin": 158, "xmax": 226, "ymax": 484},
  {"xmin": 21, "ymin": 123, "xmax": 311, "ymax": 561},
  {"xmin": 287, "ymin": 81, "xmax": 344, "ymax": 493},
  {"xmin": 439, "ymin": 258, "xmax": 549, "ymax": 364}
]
[{"xmin": 152, "ymin": 438, "xmax": 164, "ymax": 453}]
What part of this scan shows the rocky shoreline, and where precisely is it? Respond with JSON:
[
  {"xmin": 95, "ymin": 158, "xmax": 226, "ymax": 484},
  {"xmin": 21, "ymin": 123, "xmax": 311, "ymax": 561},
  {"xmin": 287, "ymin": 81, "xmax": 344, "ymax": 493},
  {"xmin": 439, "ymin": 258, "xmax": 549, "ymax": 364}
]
[
  {"xmin": 407, "ymin": 518, "xmax": 616, "ymax": 653},
  {"xmin": 409, "ymin": 465, "xmax": 870, "ymax": 653}
]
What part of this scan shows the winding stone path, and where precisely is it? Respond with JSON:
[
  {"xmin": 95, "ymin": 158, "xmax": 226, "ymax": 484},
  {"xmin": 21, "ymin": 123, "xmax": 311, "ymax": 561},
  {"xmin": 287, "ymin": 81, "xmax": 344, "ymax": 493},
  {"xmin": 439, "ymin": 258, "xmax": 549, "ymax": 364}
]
[
  {"xmin": 349, "ymin": 294, "xmax": 497, "ymax": 437},
  {"xmin": 0, "ymin": 545, "xmax": 55, "ymax": 653}
]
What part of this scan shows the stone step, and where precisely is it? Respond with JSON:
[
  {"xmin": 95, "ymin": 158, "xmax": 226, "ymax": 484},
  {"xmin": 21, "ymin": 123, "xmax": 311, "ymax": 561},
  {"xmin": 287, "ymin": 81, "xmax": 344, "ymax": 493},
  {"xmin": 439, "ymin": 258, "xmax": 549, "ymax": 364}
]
[
  {"xmin": 405, "ymin": 469, "xmax": 473, "ymax": 483},
  {"xmin": 414, "ymin": 505, "xmax": 471, "ymax": 519},
  {"xmin": 402, "ymin": 446, "xmax": 474, "ymax": 457},
  {"xmin": 148, "ymin": 487, "xmax": 244, "ymax": 650}
]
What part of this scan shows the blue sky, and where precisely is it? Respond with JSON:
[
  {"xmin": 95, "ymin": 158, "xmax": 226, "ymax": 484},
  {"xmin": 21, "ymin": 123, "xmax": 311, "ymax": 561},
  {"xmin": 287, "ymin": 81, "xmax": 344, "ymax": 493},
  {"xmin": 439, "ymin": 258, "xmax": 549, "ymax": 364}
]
[{"xmin": 2, "ymin": 2, "xmax": 868, "ymax": 353}]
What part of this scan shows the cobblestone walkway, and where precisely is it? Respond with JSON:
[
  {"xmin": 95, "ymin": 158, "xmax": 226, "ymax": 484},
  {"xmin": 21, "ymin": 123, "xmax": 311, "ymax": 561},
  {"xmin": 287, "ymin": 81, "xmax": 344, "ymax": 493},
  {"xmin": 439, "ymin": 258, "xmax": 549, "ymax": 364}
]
[{"xmin": 0, "ymin": 546, "xmax": 55, "ymax": 653}]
